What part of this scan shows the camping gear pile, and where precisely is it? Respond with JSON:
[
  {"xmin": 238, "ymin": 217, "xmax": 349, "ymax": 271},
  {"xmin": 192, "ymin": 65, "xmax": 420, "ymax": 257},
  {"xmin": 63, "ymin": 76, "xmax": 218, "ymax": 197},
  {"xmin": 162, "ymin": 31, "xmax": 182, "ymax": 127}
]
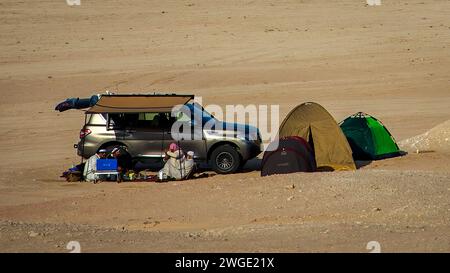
[
  {"xmin": 60, "ymin": 163, "xmax": 84, "ymax": 182},
  {"xmin": 261, "ymin": 102, "xmax": 402, "ymax": 176}
]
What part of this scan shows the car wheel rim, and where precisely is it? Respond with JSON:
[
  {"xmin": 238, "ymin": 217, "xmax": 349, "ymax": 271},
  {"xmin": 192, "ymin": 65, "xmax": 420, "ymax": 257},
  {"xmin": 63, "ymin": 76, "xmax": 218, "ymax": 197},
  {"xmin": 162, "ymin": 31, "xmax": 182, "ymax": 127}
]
[{"xmin": 216, "ymin": 152, "xmax": 234, "ymax": 171}]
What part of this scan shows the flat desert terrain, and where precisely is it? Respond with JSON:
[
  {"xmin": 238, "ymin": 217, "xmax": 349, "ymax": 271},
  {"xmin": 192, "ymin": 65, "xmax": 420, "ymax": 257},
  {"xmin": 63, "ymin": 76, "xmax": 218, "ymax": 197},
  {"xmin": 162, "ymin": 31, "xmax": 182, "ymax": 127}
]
[{"xmin": 0, "ymin": 0, "xmax": 449, "ymax": 252}]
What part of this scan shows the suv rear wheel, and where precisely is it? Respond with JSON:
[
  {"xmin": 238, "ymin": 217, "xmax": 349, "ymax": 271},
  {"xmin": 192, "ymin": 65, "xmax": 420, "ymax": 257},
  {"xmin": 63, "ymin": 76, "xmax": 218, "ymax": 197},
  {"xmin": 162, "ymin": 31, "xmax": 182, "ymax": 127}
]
[
  {"xmin": 102, "ymin": 144, "xmax": 126, "ymax": 154},
  {"xmin": 210, "ymin": 144, "xmax": 241, "ymax": 174}
]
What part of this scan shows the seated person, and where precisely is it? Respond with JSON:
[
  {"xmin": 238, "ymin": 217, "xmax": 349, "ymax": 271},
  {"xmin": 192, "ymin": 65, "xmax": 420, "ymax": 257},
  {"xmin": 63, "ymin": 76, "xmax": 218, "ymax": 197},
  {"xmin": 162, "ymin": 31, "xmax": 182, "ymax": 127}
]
[
  {"xmin": 159, "ymin": 143, "xmax": 196, "ymax": 180},
  {"xmin": 160, "ymin": 143, "xmax": 184, "ymax": 180},
  {"xmin": 83, "ymin": 149, "xmax": 107, "ymax": 182},
  {"xmin": 182, "ymin": 151, "xmax": 196, "ymax": 179},
  {"xmin": 109, "ymin": 147, "xmax": 133, "ymax": 175}
]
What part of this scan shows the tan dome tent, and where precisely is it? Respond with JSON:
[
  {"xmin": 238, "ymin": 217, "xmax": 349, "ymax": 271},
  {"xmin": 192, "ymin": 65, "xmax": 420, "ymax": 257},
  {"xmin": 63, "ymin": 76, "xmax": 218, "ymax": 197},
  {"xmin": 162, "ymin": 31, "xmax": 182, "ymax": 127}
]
[{"xmin": 279, "ymin": 102, "xmax": 356, "ymax": 171}]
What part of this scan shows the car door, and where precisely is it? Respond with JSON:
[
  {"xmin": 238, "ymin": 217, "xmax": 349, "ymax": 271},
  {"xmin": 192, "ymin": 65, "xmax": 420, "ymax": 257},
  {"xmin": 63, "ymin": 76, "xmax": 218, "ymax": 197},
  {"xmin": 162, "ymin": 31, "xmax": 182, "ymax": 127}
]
[{"xmin": 122, "ymin": 113, "xmax": 165, "ymax": 161}]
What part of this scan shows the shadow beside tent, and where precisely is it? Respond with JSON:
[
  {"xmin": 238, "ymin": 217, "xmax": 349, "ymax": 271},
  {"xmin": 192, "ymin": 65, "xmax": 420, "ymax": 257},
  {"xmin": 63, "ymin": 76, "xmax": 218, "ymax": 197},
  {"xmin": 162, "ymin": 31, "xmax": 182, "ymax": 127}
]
[
  {"xmin": 241, "ymin": 157, "xmax": 262, "ymax": 173},
  {"xmin": 355, "ymin": 160, "xmax": 373, "ymax": 169}
]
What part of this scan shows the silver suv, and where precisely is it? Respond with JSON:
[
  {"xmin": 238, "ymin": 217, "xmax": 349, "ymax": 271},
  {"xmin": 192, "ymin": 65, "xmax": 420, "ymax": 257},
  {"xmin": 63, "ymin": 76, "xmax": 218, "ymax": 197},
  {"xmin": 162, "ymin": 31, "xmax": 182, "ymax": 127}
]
[{"xmin": 76, "ymin": 101, "xmax": 262, "ymax": 174}]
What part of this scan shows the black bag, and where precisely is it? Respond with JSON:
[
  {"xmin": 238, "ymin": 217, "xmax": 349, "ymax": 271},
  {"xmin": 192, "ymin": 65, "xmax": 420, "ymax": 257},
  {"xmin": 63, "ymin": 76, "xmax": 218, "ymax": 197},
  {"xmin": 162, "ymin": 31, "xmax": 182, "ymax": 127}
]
[{"xmin": 66, "ymin": 172, "xmax": 82, "ymax": 182}]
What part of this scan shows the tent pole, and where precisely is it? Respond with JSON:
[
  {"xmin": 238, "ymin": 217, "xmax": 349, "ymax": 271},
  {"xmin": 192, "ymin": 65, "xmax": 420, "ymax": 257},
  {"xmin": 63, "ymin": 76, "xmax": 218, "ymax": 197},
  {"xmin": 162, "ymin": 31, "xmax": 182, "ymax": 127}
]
[
  {"xmin": 177, "ymin": 140, "xmax": 183, "ymax": 179},
  {"xmin": 80, "ymin": 112, "xmax": 87, "ymax": 165}
]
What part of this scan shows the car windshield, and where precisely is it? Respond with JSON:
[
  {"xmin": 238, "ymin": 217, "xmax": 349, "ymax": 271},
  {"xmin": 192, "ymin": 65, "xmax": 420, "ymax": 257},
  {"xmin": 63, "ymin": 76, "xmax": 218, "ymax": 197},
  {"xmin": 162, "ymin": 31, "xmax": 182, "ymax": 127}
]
[
  {"xmin": 185, "ymin": 103, "xmax": 217, "ymax": 124},
  {"xmin": 195, "ymin": 103, "xmax": 216, "ymax": 122}
]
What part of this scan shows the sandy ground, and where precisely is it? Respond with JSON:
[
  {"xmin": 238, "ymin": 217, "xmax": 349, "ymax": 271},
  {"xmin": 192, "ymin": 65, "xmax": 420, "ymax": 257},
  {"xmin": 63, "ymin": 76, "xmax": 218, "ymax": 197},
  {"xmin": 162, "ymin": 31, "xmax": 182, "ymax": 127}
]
[{"xmin": 0, "ymin": 0, "xmax": 449, "ymax": 252}]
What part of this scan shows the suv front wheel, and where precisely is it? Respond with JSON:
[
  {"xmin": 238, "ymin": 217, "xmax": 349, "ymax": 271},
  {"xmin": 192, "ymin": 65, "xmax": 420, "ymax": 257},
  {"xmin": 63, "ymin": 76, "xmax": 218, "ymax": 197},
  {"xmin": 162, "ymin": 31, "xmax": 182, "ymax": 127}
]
[{"xmin": 210, "ymin": 144, "xmax": 241, "ymax": 174}]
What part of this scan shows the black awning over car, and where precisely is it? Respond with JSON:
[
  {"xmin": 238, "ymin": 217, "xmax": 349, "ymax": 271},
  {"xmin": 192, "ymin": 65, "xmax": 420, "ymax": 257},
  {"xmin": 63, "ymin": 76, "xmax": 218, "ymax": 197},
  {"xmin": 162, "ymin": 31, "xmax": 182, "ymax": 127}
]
[{"xmin": 86, "ymin": 94, "xmax": 194, "ymax": 114}]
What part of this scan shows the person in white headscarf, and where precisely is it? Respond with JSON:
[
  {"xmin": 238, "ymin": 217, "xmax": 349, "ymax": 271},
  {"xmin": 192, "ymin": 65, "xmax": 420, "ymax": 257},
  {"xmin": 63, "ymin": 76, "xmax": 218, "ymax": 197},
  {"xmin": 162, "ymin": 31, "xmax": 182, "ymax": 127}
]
[
  {"xmin": 83, "ymin": 149, "xmax": 107, "ymax": 182},
  {"xmin": 182, "ymin": 151, "xmax": 196, "ymax": 179}
]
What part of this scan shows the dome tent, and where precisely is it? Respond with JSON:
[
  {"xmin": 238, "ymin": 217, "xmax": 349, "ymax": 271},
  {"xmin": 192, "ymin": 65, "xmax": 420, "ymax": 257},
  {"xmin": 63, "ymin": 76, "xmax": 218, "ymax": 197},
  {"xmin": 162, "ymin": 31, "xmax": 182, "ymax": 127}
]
[
  {"xmin": 340, "ymin": 112, "xmax": 401, "ymax": 160},
  {"xmin": 278, "ymin": 102, "xmax": 356, "ymax": 171},
  {"xmin": 261, "ymin": 136, "xmax": 316, "ymax": 176}
]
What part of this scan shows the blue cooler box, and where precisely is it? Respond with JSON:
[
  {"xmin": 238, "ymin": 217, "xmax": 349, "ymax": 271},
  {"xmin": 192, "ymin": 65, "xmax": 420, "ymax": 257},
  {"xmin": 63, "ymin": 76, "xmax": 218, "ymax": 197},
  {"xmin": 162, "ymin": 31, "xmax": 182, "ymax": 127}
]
[{"xmin": 96, "ymin": 159, "xmax": 118, "ymax": 171}]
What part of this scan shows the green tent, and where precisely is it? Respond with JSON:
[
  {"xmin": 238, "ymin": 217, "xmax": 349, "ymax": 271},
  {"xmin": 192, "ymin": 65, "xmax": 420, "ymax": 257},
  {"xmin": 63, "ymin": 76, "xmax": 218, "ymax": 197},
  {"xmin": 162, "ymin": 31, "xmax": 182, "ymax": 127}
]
[{"xmin": 340, "ymin": 112, "xmax": 401, "ymax": 160}]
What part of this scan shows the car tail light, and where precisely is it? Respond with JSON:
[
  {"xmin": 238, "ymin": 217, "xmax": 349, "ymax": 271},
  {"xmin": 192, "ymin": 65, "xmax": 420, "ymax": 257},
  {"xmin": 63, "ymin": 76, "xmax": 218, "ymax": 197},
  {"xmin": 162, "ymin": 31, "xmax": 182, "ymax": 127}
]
[{"xmin": 80, "ymin": 129, "xmax": 91, "ymax": 139}]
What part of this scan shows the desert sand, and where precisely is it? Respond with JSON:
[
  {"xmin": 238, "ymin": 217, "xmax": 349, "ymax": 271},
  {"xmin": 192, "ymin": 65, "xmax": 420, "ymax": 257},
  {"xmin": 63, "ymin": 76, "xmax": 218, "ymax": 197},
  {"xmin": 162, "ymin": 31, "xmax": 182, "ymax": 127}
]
[{"xmin": 0, "ymin": 0, "xmax": 449, "ymax": 252}]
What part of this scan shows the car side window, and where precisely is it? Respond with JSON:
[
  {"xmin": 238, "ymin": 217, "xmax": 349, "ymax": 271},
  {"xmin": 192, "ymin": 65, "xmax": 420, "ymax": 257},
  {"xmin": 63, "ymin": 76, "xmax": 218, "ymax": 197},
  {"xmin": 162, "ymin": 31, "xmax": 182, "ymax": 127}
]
[
  {"xmin": 107, "ymin": 113, "xmax": 140, "ymax": 130},
  {"xmin": 107, "ymin": 113, "xmax": 173, "ymax": 131},
  {"xmin": 108, "ymin": 113, "xmax": 126, "ymax": 130},
  {"xmin": 175, "ymin": 111, "xmax": 191, "ymax": 122},
  {"xmin": 136, "ymin": 112, "xmax": 171, "ymax": 130}
]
